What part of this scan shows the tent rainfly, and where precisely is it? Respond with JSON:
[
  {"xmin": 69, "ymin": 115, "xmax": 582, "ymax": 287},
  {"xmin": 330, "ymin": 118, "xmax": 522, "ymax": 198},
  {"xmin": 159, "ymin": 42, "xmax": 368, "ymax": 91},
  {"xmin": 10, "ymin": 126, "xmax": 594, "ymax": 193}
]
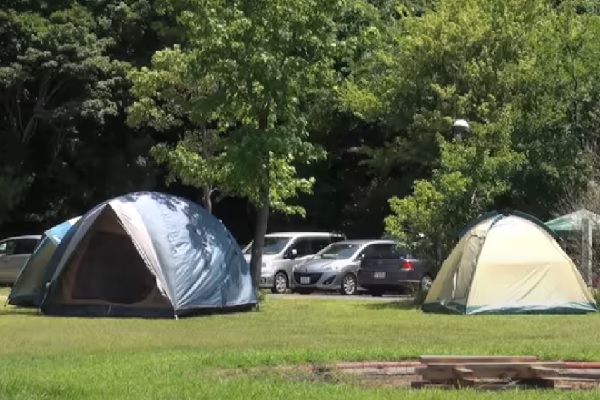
[
  {"xmin": 38, "ymin": 191, "xmax": 257, "ymax": 318},
  {"xmin": 545, "ymin": 209, "xmax": 600, "ymax": 285},
  {"xmin": 8, "ymin": 216, "xmax": 81, "ymax": 308},
  {"xmin": 423, "ymin": 211, "xmax": 598, "ymax": 315},
  {"xmin": 545, "ymin": 209, "xmax": 600, "ymax": 232}
]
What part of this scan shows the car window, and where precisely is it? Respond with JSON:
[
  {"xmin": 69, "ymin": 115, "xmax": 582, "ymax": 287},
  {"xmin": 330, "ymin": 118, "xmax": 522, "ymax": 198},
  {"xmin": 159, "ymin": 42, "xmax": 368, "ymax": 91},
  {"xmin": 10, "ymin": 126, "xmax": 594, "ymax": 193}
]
[
  {"xmin": 291, "ymin": 238, "xmax": 313, "ymax": 257},
  {"xmin": 311, "ymin": 238, "xmax": 333, "ymax": 254},
  {"xmin": 244, "ymin": 236, "xmax": 292, "ymax": 255},
  {"xmin": 356, "ymin": 244, "xmax": 373, "ymax": 259},
  {"xmin": 363, "ymin": 243, "xmax": 404, "ymax": 259},
  {"xmin": 14, "ymin": 239, "xmax": 39, "ymax": 255},
  {"xmin": 318, "ymin": 243, "xmax": 361, "ymax": 260},
  {"xmin": 0, "ymin": 240, "xmax": 16, "ymax": 256}
]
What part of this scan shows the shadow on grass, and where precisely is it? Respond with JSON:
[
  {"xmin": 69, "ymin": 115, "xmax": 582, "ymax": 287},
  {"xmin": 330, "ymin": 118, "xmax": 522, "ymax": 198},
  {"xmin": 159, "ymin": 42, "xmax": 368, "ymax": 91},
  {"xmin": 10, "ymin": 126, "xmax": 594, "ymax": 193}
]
[
  {"xmin": 0, "ymin": 307, "xmax": 41, "ymax": 317},
  {"xmin": 361, "ymin": 300, "xmax": 422, "ymax": 311}
]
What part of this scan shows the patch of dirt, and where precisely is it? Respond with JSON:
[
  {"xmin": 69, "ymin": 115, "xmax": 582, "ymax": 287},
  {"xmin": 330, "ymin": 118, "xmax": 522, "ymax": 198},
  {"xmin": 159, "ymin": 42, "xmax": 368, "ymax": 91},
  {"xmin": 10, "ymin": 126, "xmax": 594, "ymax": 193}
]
[
  {"xmin": 207, "ymin": 361, "xmax": 419, "ymax": 388},
  {"xmin": 207, "ymin": 360, "xmax": 600, "ymax": 391}
]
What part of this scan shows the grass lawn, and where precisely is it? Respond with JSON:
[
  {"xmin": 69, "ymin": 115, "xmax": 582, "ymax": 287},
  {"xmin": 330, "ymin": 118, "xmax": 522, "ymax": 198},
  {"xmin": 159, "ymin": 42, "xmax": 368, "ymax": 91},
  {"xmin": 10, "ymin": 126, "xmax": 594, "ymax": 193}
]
[{"xmin": 0, "ymin": 292, "xmax": 599, "ymax": 399}]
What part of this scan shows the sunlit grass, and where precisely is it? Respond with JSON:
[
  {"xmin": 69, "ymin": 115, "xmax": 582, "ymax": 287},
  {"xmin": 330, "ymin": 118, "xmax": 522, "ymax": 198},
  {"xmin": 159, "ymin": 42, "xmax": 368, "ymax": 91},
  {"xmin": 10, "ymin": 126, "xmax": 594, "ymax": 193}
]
[{"xmin": 0, "ymin": 296, "xmax": 599, "ymax": 399}]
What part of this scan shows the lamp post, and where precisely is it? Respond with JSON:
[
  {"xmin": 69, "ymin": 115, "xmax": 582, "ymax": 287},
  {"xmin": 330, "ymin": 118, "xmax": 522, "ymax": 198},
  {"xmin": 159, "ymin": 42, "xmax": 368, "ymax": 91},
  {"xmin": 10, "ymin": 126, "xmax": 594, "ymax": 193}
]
[
  {"xmin": 452, "ymin": 118, "xmax": 484, "ymax": 210},
  {"xmin": 451, "ymin": 118, "xmax": 470, "ymax": 141}
]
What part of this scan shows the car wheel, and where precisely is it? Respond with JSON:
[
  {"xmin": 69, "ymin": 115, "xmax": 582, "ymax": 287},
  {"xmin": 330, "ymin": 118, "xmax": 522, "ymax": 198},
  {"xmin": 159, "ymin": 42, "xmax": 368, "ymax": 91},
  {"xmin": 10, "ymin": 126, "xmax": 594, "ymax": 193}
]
[
  {"xmin": 420, "ymin": 275, "xmax": 433, "ymax": 292},
  {"xmin": 271, "ymin": 272, "xmax": 288, "ymax": 294},
  {"xmin": 340, "ymin": 273, "xmax": 358, "ymax": 295}
]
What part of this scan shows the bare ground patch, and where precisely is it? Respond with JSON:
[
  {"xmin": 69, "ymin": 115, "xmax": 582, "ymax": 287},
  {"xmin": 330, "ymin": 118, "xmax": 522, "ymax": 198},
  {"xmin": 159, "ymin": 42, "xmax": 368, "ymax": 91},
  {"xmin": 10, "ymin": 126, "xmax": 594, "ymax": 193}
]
[
  {"xmin": 206, "ymin": 359, "xmax": 600, "ymax": 391},
  {"xmin": 206, "ymin": 361, "xmax": 421, "ymax": 389}
]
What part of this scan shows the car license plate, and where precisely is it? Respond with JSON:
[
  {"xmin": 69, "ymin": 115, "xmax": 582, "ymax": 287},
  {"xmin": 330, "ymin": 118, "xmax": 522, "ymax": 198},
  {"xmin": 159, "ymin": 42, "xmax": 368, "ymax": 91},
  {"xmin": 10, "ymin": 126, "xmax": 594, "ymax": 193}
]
[
  {"xmin": 374, "ymin": 272, "xmax": 386, "ymax": 279},
  {"xmin": 300, "ymin": 276, "xmax": 310, "ymax": 284}
]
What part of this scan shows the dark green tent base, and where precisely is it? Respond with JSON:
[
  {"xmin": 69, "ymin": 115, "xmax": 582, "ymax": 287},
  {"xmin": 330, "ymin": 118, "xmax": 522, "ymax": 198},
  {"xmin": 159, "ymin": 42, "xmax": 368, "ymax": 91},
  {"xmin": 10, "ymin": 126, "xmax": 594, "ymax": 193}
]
[
  {"xmin": 422, "ymin": 301, "xmax": 467, "ymax": 314},
  {"xmin": 41, "ymin": 302, "xmax": 257, "ymax": 319},
  {"xmin": 7, "ymin": 292, "xmax": 44, "ymax": 308},
  {"xmin": 423, "ymin": 301, "xmax": 598, "ymax": 315}
]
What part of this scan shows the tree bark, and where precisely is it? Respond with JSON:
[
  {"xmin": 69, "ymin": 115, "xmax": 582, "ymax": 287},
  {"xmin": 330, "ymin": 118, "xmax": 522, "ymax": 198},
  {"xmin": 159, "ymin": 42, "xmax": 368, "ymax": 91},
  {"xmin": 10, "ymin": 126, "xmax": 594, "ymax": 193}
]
[
  {"xmin": 202, "ymin": 186, "xmax": 213, "ymax": 214},
  {"xmin": 249, "ymin": 111, "xmax": 271, "ymax": 302},
  {"xmin": 250, "ymin": 189, "xmax": 269, "ymax": 299}
]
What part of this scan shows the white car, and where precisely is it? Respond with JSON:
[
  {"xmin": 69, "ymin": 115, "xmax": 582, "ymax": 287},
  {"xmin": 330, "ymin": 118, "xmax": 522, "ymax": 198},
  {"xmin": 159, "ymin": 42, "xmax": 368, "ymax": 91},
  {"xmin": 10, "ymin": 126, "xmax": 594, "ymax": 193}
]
[
  {"xmin": 0, "ymin": 235, "xmax": 41, "ymax": 284},
  {"xmin": 243, "ymin": 232, "xmax": 345, "ymax": 294}
]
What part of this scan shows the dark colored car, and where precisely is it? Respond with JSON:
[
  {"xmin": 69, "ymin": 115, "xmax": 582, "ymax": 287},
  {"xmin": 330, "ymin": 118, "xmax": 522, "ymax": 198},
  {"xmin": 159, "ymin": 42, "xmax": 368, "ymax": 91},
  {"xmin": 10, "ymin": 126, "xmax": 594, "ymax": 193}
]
[{"xmin": 357, "ymin": 244, "xmax": 437, "ymax": 296}]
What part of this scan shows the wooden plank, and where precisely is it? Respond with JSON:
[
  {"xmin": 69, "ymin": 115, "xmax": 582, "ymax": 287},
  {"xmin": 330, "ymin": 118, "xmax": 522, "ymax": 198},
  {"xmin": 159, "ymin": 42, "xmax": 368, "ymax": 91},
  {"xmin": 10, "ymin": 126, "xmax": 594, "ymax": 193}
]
[
  {"xmin": 410, "ymin": 380, "xmax": 454, "ymax": 389},
  {"xmin": 557, "ymin": 369, "xmax": 600, "ymax": 380},
  {"xmin": 419, "ymin": 355, "xmax": 538, "ymax": 364},
  {"xmin": 531, "ymin": 366, "xmax": 600, "ymax": 380},
  {"xmin": 529, "ymin": 366, "xmax": 560, "ymax": 378},
  {"xmin": 453, "ymin": 367, "xmax": 475, "ymax": 378},
  {"xmin": 421, "ymin": 362, "xmax": 565, "ymax": 381},
  {"xmin": 472, "ymin": 382, "xmax": 523, "ymax": 391},
  {"xmin": 541, "ymin": 376, "xmax": 599, "ymax": 383}
]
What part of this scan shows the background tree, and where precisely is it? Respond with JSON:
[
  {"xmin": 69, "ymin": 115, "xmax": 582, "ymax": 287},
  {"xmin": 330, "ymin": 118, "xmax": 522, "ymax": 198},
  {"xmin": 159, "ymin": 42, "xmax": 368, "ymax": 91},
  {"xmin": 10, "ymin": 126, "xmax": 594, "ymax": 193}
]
[
  {"xmin": 131, "ymin": 0, "xmax": 361, "ymax": 290},
  {"xmin": 0, "ymin": 0, "xmax": 169, "ymax": 232},
  {"xmin": 345, "ymin": 0, "xmax": 600, "ymax": 259},
  {"xmin": 128, "ymin": 46, "xmax": 228, "ymax": 213}
]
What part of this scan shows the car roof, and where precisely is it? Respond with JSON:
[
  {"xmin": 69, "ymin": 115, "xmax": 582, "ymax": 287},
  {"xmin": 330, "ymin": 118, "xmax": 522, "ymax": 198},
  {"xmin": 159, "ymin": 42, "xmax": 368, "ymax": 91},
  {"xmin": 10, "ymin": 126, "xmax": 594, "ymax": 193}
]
[
  {"xmin": 265, "ymin": 232, "xmax": 344, "ymax": 238},
  {"xmin": 330, "ymin": 239, "xmax": 397, "ymax": 246},
  {"xmin": 1, "ymin": 235, "xmax": 42, "ymax": 241}
]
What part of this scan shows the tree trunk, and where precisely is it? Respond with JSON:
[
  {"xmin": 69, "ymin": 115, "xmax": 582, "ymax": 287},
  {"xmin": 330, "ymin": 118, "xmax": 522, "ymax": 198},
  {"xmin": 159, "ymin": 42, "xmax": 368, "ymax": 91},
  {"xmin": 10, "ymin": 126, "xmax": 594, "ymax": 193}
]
[
  {"xmin": 202, "ymin": 186, "xmax": 212, "ymax": 214},
  {"xmin": 249, "ymin": 111, "xmax": 271, "ymax": 303},
  {"xmin": 249, "ymin": 189, "xmax": 269, "ymax": 298}
]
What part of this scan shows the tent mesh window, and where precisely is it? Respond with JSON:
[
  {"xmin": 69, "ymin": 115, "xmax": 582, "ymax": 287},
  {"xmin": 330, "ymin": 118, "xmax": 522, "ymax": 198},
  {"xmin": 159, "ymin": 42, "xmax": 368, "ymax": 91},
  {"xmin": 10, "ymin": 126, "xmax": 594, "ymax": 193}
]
[{"xmin": 71, "ymin": 230, "xmax": 155, "ymax": 304}]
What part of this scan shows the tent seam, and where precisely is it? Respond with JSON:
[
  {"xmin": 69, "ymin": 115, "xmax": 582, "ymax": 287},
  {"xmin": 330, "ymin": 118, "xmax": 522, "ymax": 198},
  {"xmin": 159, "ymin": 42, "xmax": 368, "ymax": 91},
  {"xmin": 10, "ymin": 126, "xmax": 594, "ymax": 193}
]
[
  {"xmin": 463, "ymin": 214, "xmax": 504, "ymax": 311},
  {"xmin": 109, "ymin": 202, "xmax": 176, "ymax": 308}
]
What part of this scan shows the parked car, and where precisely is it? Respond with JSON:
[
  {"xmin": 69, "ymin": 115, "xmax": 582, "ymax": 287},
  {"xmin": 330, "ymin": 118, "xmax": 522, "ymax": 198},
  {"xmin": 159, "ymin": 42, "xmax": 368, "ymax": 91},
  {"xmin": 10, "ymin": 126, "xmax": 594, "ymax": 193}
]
[
  {"xmin": 0, "ymin": 235, "xmax": 41, "ymax": 284},
  {"xmin": 243, "ymin": 232, "xmax": 345, "ymax": 294},
  {"xmin": 357, "ymin": 243, "xmax": 437, "ymax": 296},
  {"xmin": 290, "ymin": 239, "xmax": 397, "ymax": 295}
]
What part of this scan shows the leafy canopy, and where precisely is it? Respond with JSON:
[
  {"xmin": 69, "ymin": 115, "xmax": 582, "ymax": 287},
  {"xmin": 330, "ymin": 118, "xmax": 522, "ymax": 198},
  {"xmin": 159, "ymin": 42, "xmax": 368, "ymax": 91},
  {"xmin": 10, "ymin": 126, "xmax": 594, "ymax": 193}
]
[
  {"xmin": 359, "ymin": 0, "xmax": 600, "ymax": 257},
  {"xmin": 128, "ymin": 0, "xmax": 355, "ymax": 214}
]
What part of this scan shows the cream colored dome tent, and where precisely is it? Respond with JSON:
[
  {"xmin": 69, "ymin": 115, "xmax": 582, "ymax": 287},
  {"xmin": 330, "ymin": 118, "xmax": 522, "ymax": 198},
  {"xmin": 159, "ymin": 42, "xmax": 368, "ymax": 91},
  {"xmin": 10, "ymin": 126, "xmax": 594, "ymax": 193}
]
[{"xmin": 422, "ymin": 211, "xmax": 598, "ymax": 315}]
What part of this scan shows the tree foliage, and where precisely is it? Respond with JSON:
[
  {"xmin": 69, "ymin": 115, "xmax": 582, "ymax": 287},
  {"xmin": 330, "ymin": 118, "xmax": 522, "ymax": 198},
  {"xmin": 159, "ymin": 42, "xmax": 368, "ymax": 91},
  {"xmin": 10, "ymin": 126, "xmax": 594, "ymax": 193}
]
[
  {"xmin": 127, "ymin": 0, "xmax": 354, "ymax": 214},
  {"xmin": 0, "ymin": 2, "xmax": 122, "ymax": 224},
  {"xmin": 4, "ymin": 0, "xmax": 600, "ymax": 275},
  {"xmin": 341, "ymin": 0, "xmax": 600, "ymax": 257}
]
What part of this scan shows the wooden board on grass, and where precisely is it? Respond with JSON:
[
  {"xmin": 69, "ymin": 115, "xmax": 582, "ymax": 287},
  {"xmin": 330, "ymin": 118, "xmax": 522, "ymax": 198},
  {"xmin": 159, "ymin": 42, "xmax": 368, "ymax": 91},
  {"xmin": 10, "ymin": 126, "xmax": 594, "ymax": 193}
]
[
  {"xmin": 418, "ymin": 362, "xmax": 565, "ymax": 382},
  {"xmin": 419, "ymin": 355, "xmax": 539, "ymax": 364}
]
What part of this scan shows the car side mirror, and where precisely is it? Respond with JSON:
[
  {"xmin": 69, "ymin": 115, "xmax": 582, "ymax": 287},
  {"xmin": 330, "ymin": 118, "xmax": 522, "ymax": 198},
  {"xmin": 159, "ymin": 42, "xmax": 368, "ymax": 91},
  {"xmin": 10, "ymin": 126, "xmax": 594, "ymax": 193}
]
[{"xmin": 286, "ymin": 248, "xmax": 298, "ymax": 259}]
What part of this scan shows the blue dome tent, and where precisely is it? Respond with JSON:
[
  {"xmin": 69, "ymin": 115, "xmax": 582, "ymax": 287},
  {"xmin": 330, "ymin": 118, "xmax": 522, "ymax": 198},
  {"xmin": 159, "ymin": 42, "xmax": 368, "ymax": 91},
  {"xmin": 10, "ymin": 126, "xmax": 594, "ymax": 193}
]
[
  {"xmin": 8, "ymin": 216, "xmax": 80, "ymax": 307},
  {"xmin": 39, "ymin": 192, "xmax": 256, "ymax": 318}
]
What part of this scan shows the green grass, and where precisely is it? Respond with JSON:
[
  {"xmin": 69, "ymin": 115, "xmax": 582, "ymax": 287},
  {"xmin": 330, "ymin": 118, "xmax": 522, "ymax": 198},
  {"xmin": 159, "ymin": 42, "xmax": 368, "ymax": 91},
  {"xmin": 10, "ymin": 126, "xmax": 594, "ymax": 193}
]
[{"xmin": 0, "ymin": 297, "xmax": 599, "ymax": 399}]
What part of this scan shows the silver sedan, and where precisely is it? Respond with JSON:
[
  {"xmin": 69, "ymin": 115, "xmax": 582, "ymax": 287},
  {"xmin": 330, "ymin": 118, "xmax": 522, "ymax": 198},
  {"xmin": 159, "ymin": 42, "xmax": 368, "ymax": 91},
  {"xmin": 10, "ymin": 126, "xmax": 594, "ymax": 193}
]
[{"xmin": 290, "ymin": 239, "xmax": 397, "ymax": 295}]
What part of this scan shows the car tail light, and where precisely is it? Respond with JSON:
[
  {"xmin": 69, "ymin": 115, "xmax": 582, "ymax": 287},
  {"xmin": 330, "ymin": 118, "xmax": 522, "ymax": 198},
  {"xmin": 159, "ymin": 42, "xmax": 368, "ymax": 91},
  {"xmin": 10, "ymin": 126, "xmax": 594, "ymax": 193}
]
[{"xmin": 401, "ymin": 259, "xmax": 414, "ymax": 270}]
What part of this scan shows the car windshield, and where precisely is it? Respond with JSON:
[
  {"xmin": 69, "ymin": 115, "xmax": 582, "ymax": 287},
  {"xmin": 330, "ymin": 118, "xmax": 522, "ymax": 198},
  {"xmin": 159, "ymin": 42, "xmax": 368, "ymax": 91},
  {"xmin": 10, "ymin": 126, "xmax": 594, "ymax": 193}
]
[
  {"xmin": 244, "ymin": 236, "xmax": 292, "ymax": 255},
  {"xmin": 317, "ymin": 243, "xmax": 360, "ymax": 260}
]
